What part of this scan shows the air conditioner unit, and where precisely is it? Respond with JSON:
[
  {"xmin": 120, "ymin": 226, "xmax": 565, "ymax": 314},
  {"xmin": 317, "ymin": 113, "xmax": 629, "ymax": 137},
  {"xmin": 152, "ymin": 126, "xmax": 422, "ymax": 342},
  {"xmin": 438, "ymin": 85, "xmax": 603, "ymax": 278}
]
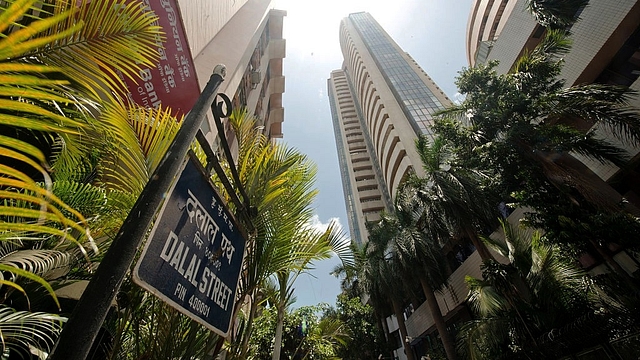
[{"xmin": 250, "ymin": 71, "xmax": 261, "ymax": 88}]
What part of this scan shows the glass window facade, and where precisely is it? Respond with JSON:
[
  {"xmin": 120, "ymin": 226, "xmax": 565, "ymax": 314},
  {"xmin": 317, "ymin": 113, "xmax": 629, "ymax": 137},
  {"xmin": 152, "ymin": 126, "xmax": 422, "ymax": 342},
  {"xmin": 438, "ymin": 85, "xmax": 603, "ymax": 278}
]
[{"xmin": 349, "ymin": 12, "xmax": 444, "ymax": 137}]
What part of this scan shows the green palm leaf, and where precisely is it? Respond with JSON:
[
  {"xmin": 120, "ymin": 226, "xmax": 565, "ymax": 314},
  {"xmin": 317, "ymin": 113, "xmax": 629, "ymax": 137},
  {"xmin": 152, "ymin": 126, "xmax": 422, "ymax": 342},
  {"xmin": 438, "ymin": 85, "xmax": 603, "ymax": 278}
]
[
  {"xmin": 4, "ymin": 0, "xmax": 162, "ymax": 100},
  {"xmin": 98, "ymin": 103, "xmax": 180, "ymax": 196},
  {"xmin": 0, "ymin": 305, "xmax": 65, "ymax": 358},
  {"xmin": 0, "ymin": 0, "xmax": 165, "ymax": 326}
]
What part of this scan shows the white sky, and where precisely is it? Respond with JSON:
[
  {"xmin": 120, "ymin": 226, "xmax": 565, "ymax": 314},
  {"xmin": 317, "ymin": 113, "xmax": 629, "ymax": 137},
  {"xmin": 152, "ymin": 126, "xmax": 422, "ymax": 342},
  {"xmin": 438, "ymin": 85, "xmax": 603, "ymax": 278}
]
[{"xmin": 274, "ymin": 0, "xmax": 474, "ymax": 308}]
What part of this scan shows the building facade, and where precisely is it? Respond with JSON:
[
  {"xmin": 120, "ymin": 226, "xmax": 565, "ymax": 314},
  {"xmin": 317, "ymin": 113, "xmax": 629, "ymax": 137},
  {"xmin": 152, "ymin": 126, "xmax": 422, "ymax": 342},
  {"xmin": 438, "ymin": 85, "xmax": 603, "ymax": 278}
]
[
  {"xmin": 178, "ymin": 0, "xmax": 287, "ymax": 144},
  {"xmin": 328, "ymin": 12, "xmax": 479, "ymax": 360},
  {"xmin": 328, "ymin": 12, "xmax": 452, "ymax": 245}
]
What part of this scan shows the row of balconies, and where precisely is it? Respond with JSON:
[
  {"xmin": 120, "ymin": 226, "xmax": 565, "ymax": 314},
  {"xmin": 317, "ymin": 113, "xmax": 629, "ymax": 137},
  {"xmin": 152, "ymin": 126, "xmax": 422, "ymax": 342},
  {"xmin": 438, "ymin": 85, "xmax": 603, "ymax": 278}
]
[{"xmin": 399, "ymin": 207, "xmax": 527, "ymax": 338}]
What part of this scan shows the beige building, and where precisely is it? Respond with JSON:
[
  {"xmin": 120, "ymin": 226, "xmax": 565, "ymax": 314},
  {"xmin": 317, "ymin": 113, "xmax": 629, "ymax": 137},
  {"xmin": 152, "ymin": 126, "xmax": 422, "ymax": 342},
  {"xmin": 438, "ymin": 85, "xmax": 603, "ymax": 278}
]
[
  {"xmin": 178, "ymin": 0, "xmax": 287, "ymax": 143},
  {"xmin": 328, "ymin": 12, "xmax": 478, "ymax": 360},
  {"xmin": 329, "ymin": 12, "xmax": 452, "ymax": 245}
]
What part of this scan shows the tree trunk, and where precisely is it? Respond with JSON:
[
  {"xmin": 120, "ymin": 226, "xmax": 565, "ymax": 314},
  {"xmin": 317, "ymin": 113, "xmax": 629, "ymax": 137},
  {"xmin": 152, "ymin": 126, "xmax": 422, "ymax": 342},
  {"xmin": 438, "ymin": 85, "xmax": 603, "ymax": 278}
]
[
  {"xmin": 420, "ymin": 280, "xmax": 458, "ymax": 360},
  {"xmin": 237, "ymin": 292, "xmax": 259, "ymax": 359},
  {"xmin": 466, "ymin": 228, "xmax": 493, "ymax": 261},
  {"xmin": 590, "ymin": 239, "xmax": 639, "ymax": 290},
  {"xmin": 391, "ymin": 299, "xmax": 416, "ymax": 360},
  {"xmin": 272, "ymin": 302, "xmax": 286, "ymax": 360},
  {"xmin": 377, "ymin": 313, "xmax": 389, "ymax": 341}
]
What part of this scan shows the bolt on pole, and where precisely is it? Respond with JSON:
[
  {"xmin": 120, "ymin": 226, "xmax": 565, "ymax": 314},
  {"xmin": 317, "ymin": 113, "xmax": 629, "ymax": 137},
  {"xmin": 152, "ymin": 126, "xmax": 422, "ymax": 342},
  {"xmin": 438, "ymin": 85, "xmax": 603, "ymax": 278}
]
[{"xmin": 49, "ymin": 65, "xmax": 227, "ymax": 360}]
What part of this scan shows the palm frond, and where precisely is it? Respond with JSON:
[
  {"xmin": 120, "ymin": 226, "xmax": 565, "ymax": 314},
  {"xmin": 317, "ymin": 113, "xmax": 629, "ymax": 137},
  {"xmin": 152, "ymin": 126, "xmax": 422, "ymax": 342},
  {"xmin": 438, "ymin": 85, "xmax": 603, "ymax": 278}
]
[
  {"xmin": 0, "ymin": 305, "xmax": 65, "ymax": 357},
  {"xmin": 457, "ymin": 317, "xmax": 511, "ymax": 360},
  {"xmin": 7, "ymin": 0, "xmax": 163, "ymax": 100},
  {"xmin": 109, "ymin": 288, "xmax": 219, "ymax": 359},
  {"xmin": 0, "ymin": 249, "xmax": 70, "ymax": 281},
  {"xmin": 535, "ymin": 124, "xmax": 629, "ymax": 166},
  {"xmin": 466, "ymin": 276, "xmax": 506, "ymax": 317},
  {"xmin": 313, "ymin": 317, "xmax": 350, "ymax": 347},
  {"xmin": 552, "ymin": 84, "xmax": 640, "ymax": 145},
  {"xmin": 98, "ymin": 103, "xmax": 180, "ymax": 196},
  {"xmin": 0, "ymin": 264, "xmax": 59, "ymax": 309}
]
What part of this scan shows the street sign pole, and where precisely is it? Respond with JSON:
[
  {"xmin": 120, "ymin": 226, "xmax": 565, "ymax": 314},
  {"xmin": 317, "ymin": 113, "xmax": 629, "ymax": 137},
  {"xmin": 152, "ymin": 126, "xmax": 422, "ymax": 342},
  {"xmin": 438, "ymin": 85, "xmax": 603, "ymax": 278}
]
[{"xmin": 49, "ymin": 65, "xmax": 227, "ymax": 360}]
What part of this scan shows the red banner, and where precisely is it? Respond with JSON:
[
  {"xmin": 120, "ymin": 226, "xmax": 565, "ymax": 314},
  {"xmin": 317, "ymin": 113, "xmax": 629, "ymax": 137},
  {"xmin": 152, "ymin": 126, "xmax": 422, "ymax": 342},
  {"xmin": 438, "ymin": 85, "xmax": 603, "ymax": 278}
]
[{"xmin": 121, "ymin": 0, "xmax": 200, "ymax": 117}]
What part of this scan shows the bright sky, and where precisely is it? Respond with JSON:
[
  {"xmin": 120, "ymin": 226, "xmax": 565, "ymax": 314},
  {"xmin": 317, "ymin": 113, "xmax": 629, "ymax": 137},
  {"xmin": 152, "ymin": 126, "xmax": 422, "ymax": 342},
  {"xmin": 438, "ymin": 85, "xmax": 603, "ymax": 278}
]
[{"xmin": 274, "ymin": 0, "xmax": 473, "ymax": 308}]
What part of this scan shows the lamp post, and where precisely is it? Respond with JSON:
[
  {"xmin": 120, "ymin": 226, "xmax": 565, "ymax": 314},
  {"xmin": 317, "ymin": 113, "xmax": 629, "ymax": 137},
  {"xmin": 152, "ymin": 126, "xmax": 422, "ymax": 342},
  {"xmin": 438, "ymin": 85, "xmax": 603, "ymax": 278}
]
[{"xmin": 49, "ymin": 65, "xmax": 227, "ymax": 360}]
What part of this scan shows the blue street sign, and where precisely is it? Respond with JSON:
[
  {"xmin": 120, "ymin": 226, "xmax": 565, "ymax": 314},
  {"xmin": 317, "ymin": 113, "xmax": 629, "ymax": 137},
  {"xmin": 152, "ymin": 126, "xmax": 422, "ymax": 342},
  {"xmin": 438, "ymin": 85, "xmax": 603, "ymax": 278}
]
[{"xmin": 133, "ymin": 152, "xmax": 246, "ymax": 336}]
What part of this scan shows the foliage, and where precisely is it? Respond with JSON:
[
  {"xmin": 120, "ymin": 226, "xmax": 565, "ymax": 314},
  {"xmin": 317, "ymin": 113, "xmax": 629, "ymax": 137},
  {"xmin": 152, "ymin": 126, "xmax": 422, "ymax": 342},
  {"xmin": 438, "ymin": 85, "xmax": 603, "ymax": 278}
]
[
  {"xmin": 352, "ymin": 230, "xmax": 400, "ymax": 323},
  {"xmin": 366, "ymin": 205, "xmax": 457, "ymax": 360},
  {"xmin": 323, "ymin": 293, "xmax": 389, "ymax": 360},
  {"xmin": 104, "ymin": 278, "xmax": 219, "ymax": 360},
  {"xmin": 249, "ymin": 304, "xmax": 348, "ymax": 360},
  {"xmin": 526, "ymin": 0, "xmax": 589, "ymax": 28},
  {"xmin": 458, "ymin": 221, "xmax": 596, "ymax": 359},
  {"xmin": 437, "ymin": 29, "xmax": 640, "ymax": 358},
  {"xmin": 266, "ymin": 219, "xmax": 349, "ymax": 360},
  {"xmin": 209, "ymin": 110, "xmax": 353, "ymax": 359},
  {"xmin": 399, "ymin": 135, "xmax": 498, "ymax": 260},
  {"xmin": 330, "ymin": 244, "xmax": 364, "ymax": 300},
  {"xmin": 0, "ymin": 305, "xmax": 65, "ymax": 359},
  {"xmin": 434, "ymin": 29, "xmax": 640, "ymax": 255},
  {"xmin": 0, "ymin": 0, "xmax": 166, "ymax": 356}
]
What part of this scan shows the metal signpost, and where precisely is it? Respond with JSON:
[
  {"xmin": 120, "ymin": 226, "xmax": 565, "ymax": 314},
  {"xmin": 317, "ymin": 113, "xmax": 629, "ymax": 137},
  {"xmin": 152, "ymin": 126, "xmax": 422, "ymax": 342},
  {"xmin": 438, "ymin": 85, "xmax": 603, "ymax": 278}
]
[
  {"xmin": 49, "ymin": 66, "xmax": 228, "ymax": 360},
  {"xmin": 133, "ymin": 153, "xmax": 245, "ymax": 336}
]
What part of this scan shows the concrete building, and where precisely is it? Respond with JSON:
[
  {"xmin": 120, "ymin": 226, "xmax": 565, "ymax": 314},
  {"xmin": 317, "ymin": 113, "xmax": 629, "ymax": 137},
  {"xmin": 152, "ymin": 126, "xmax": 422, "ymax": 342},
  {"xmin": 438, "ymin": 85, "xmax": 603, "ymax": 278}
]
[
  {"xmin": 178, "ymin": 0, "xmax": 287, "ymax": 143},
  {"xmin": 328, "ymin": 11, "xmax": 452, "ymax": 244},
  {"xmin": 328, "ymin": 12, "xmax": 481, "ymax": 360}
]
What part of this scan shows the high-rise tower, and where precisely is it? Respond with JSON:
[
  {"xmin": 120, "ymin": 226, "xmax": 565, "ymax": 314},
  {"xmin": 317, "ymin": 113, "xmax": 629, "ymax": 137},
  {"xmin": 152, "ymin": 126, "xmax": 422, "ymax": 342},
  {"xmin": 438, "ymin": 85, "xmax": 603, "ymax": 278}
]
[
  {"xmin": 328, "ymin": 12, "xmax": 452, "ymax": 245},
  {"xmin": 328, "ymin": 12, "xmax": 487, "ymax": 360}
]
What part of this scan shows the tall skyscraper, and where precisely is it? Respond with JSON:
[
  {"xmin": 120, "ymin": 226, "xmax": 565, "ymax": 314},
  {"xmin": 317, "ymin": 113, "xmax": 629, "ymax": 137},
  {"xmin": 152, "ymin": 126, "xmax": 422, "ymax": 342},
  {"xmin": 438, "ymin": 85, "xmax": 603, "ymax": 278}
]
[
  {"xmin": 328, "ymin": 12, "xmax": 452, "ymax": 245},
  {"xmin": 328, "ymin": 12, "xmax": 482, "ymax": 360}
]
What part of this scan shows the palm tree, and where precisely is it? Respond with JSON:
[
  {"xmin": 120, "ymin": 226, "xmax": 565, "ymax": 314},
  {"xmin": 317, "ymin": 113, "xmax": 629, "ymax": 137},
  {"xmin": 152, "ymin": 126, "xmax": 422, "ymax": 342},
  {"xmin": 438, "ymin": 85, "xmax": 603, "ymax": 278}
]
[
  {"xmin": 357, "ymin": 234, "xmax": 416, "ymax": 360},
  {"xmin": 0, "ymin": 0, "xmax": 164, "ymax": 355},
  {"xmin": 458, "ymin": 220, "xmax": 594, "ymax": 359},
  {"xmin": 269, "ymin": 221, "xmax": 348, "ymax": 360},
  {"xmin": 402, "ymin": 135, "xmax": 498, "ymax": 261},
  {"xmin": 290, "ymin": 316, "xmax": 350, "ymax": 360},
  {"xmin": 434, "ymin": 29, "xmax": 640, "ymax": 281},
  {"xmin": 248, "ymin": 304, "xmax": 349, "ymax": 360},
  {"xmin": 210, "ymin": 110, "xmax": 353, "ymax": 359},
  {"xmin": 105, "ymin": 281, "xmax": 220, "ymax": 360},
  {"xmin": 339, "ymin": 238, "xmax": 394, "ymax": 355},
  {"xmin": 368, "ymin": 205, "xmax": 458, "ymax": 360},
  {"xmin": 330, "ymin": 243, "xmax": 363, "ymax": 299}
]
